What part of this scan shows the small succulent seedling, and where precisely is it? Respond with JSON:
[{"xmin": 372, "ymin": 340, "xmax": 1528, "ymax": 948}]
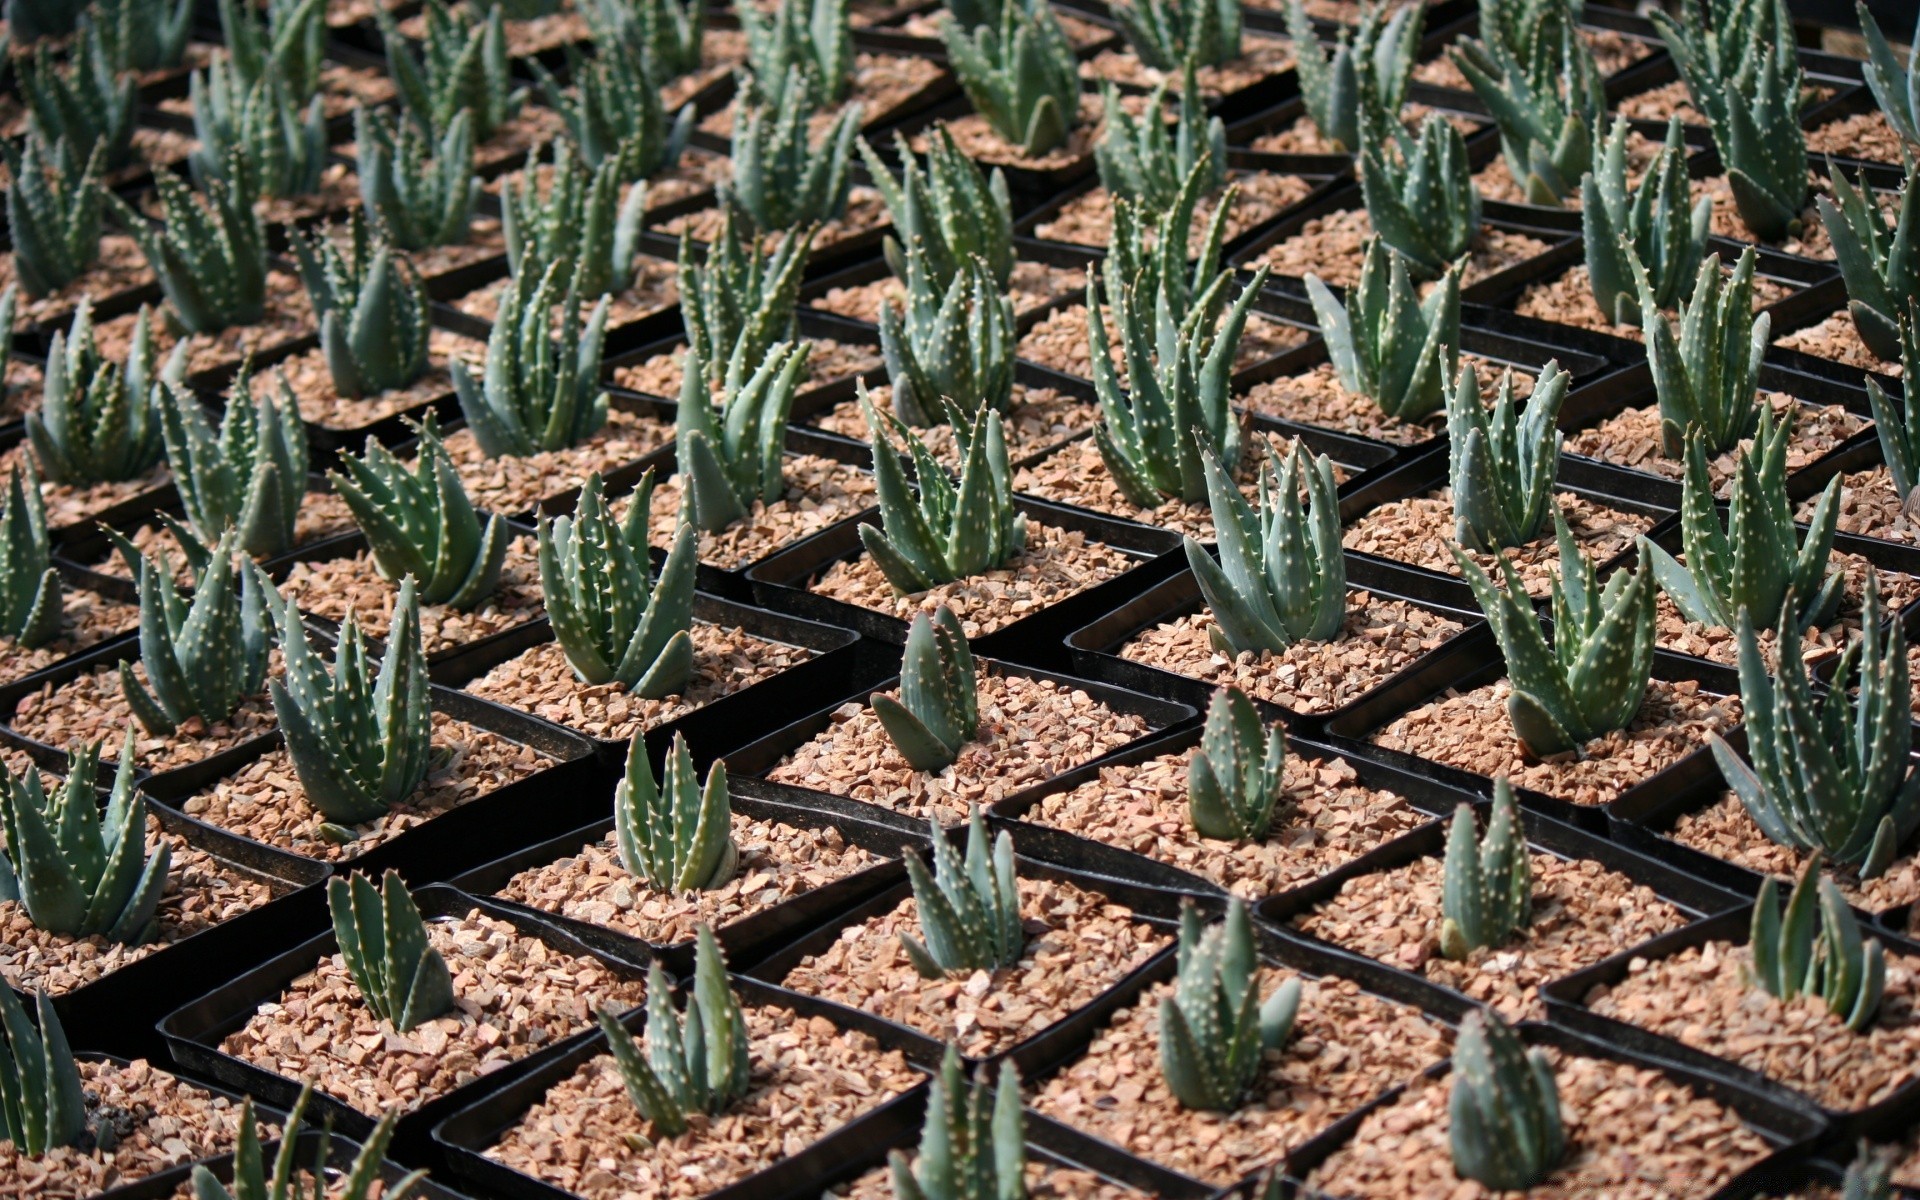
[
  {"xmin": 1448, "ymin": 1007, "xmax": 1565, "ymax": 1189},
  {"xmin": 1450, "ymin": 5, "xmax": 1603, "ymax": 206},
  {"xmin": 87, "ymin": 0, "xmax": 194, "ymax": 74},
  {"xmin": 1749, "ymin": 856, "xmax": 1885, "ymax": 1033},
  {"xmin": 728, "ymin": 68, "xmax": 861, "ymax": 231},
  {"xmin": 1839, "ymin": 1139, "xmax": 1896, "ymax": 1200},
  {"xmin": 1188, "ymin": 686, "xmax": 1289, "ymax": 843},
  {"xmin": 116, "ymin": 532, "xmax": 274, "ymax": 736},
  {"xmin": 0, "ymin": 986, "xmax": 86, "ymax": 1156},
  {"xmin": 1438, "ymin": 780, "xmax": 1533, "ymax": 961},
  {"xmin": 1358, "ymin": 110, "xmax": 1480, "ymax": 278},
  {"xmin": 186, "ymin": 58, "xmax": 328, "ymax": 201},
  {"xmin": 1584, "ymin": 116, "xmax": 1714, "ymax": 326},
  {"xmin": 20, "ymin": 26, "xmax": 137, "ymax": 173},
  {"xmin": 901, "ymin": 805, "xmax": 1024, "ymax": 978},
  {"xmin": 355, "ymin": 107, "xmax": 479, "ymax": 253},
  {"xmin": 1285, "ymin": 0, "xmax": 1422, "ymax": 153},
  {"xmin": 858, "ymin": 387, "xmax": 1027, "ymax": 594},
  {"xmin": 1110, "ymin": 0, "xmax": 1239, "ymax": 70},
  {"xmin": 1445, "ymin": 360, "xmax": 1568, "ymax": 553},
  {"xmin": 1105, "ymin": 155, "xmax": 1235, "ymax": 333},
  {"xmin": 1094, "ymin": 69, "xmax": 1226, "ymax": 212},
  {"xmin": 862, "ymin": 126, "xmax": 1015, "ymax": 290},
  {"xmin": 616, "ymin": 731, "xmax": 738, "ymax": 893},
  {"xmin": 1645, "ymin": 410, "xmax": 1844, "ymax": 635},
  {"xmin": 0, "ymin": 463, "xmax": 62, "ymax": 650},
  {"xmin": 1159, "ymin": 899, "xmax": 1300, "ymax": 1112},
  {"xmin": 540, "ymin": 471, "xmax": 696, "ymax": 693},
  {"xmin": 679, "ymin": 212, "xmax": 812, "ymax": 392},
  {"xmin": 378, "ymin": 0, "xmax": 524, "ymax": 143},
  {"xmin": 1306, "ymin": 240, "xmax": 1461, "ymax": 423},
  {"xmin": 941, "ymin": 0, "xmax": 1080, "ymax": 157},
  {"xmin": 1713, "ymin": 576, "xmax": 1920, "ymax": 881},
  {"xmin": 1858, "ymin": 3, "xmax": 1920, "ymax": 162},
  {"xmin": 675, "ymin": 340, "xmax": 810, "ymax": 533},
  {"xmin": 536, "ymin": 42, "xmax": 694, "ymax": 182},
  {"xmin": 192, "ymin": 1085, "xmax": 424, "ymax": 1200},
  {"xmin": 501, "ymin": 139, "xmax": 647, "ymax": 299},
  {"xmin": 266, "ymin": 578, "xmax": 431, "ymax": 827},
  {"xmin": 219, "ymin": 0, "xmax": 325, "ymax": 100},
  {"xmin": 159, "ymin": 371, "xmax": 309, "ymax": 561},
  {"xmin": 328, "ymin": 871, "xmax": 456, "ymax": 1032},
  {"xmin": 292, "ymin": 215, "xmax": 433, "ymax": 400},
  {"xmin": 451, "ymin": 261, "xmax": 612, "ymax": 458},
  {"xmin": 30, "ymin": 301, "xmax": 178, "ymax": 487},
  {"xmin": 1451, "ymin": 515, "xmax": 1656, "ymax": 759},
  {"xmin": 4, "ymin": 136, "xmax": 107, "ymax": 299},
  {"xmin": 1641, "ymin": 248, "xmax": 1768, "ymax": 458},
  {"xmin": 872, "ymin": 606, "xmax": 980, "ymax": 773},
  {"xmin": 1868, "ymin": 310, "xmax": 1920, "ymax": 509},
  {"xmin": 0, "ymin": 731, "xmax": 164, "ymax": 943},
  {"xmin": 597, "ymin": 925, "xmax": 751, "ymax": 1135},
  {"xmin": 584, "ymin": 0, "xmax": 704, "ymax": 83},
  {"xmin": 111, "ymin": 162, "xmax": 269, "ymax": 336},
  {"xmin": 889, "ymin": 1045, "xmax": 1023, "ymax": 1200},
  {"xmin": 1184, "ymin": 438, "xmax": 1347, "ymax": 655},
  {"xmin": 1821, "ymin": 163, "xmax": 1920, "ymax": 363},
  {"xmin": 740, "ymin": 0, "xmax": 852, "ymax": 107},
  {"xmin": 880, "ymin": 255, "xmax": 1016, "ymax": 426}
]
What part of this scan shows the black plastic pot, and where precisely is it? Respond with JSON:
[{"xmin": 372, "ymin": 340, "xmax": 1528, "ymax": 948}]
[
  {"xmin": 872, "ymin": 93, "xmax": 1101, "ymax": 212},
  {"xmin": 159, "ymin": 885, "xmax": 652, "ymax": 1162},
  {"xmin": 100, "ymin": 1128, "xmax": 476, "ymax": 1200},
  {"xmin": 69, "ymin": 1052, "xmax": 285, "ymax": 1199}
]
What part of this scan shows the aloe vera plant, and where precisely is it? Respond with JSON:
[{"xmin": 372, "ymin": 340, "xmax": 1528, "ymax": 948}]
[
  {"xmin": 0, "ymin": 463, "xmax": 60, "ymax": 650},
  {"xmin": 859, "ymin": 388, "xmax": 1027, "ymax": 594},
  {"xmin": 1111, "ymin": 0, "xmax": 1240, "ymax": 70},
  {"xmin": 379, "ymin": 0, "xmax": 524, "ymax": 143},
  {"xmin": 501, "ymin": 140, "xmax": 647, "ymax": 299},
  {"xmin": 1583, "ymin": 116, "xmax": 1714, "ymax": 326},
  {"xmin": 729, "ymin": 68, "xmax": 861, "ymax": 231},
  {"xmin": 355, "ymin": 108, "xmax": 479, "ymax": 253},
  {"xmin": 1645, "ymin": 410, "xmax": 1844, "ymax": 635},
  {"xmin": 1712, "ymin": 575, "xmax": 1920, "ymax": 880},
  {"xmin": 1858, "ymin": 3, "xmax": 1920, "ymax": 162},
  {"xmin": 1306, "ymin": 240, "xmax": 1461, "ymax": 422},
  {"xmin": 1095, "ymin": 69, "xmax": 1227, "ymax": 211},
  {"xmin": 1839, "ymin": 1140, "xmax": 1897, "ymax": 1200},
  {"xmin": 159, "ymin": 372, "xmax": 309, "ymax": 560},
  {"xmin": 292, "ymin": 217, "xmax": 432, "ymax": 400},
  {"xmin": 1449, "ymin": 1008, "xmax": 1565, "ymax": 1189},
  {"xmin": 584, "ymin": 0, "xmax": 704, "ymax": 83},
  {"xmin": 890, "ymin": 1046, "xmax": 1023, "ymax": 1200},
  {"xmin": 1867, "ymin": 311, "xmax": 1920, "ymax": 509},
  {"xmin": 5, "ymin": 136, "xmax": 107, "ymax": 299},
  {"xmin": 0, "ymin": 987, "xmax": 85, "ymax": 1156},
  {"xmin": 1188, "ymin": 686, "xmax": 1289, "ymax": 842},
  {"xmin": 1104, "ymin": 156, "xmax": 1234, "ymax": 330},
  {"xmin": 452, "ymin": 261, "xmax": 612, "ymax": 457},
  {"xmin": 117, "ymin": 532, "xmax": 273, "ymax": 735},
  {"xmin": 329, "ymin": 416, "xmax": 510, "ymax": 610},
  {"xmin": 902, "ymin": 805, "xmax": 1024, "ymax": 977},
  {"xmin": 740, "ymin": 0, "xmax": 853, "ymax": 106},
  {"xmin": 862, "ymin": 127, "xmax": 1015, "ymax": 290},
  {"xmin": 328, "ymin": 870, "xmax": 456, "ymax": 1032},
  {"xmin": 881, "ymin": 256, "xmax": 1016, "ymax": 426},
  {"xmin": 0, "ymin": 731, "xmax": 163, "ymax": 942},
  {"xmin": 675, "ymin": 340, "xmax": 809, "ymax": 532},
  {"xmin": 1654, "ymin": 0, "xmax": 1808, "ymax": 241},
  {"xmin": 111, "ymin": 163, "xmax": 269, "ymax": 335},
  {"xmin": 1159, "ymin": 899, "xmax": 1300, "ymax": 1112},
  {"xmin": 942, "ymin": 0, "xmax": 1080, "ymax": 157},
  {"xmin": 219, "ymin": 0, "xmax": 325, "ymax": 100},
  {"xmin": 1820, "ymin": 164, "xmax": 1920, "ymax": 363},
  {"xmin": 1450, "ymin": 4, "xmax": 1604, "ymax": 206},
  {"xmin": 1451, "ymin": 514, "xmax": 1656, "ymax": 759},
  {"xmin": 540, "ymin": 470, "xmax": 696, "ymax": 692},
  {"xmin": 1750, "ymin": 856, "xmax": 1885, "ymax": 1032},
  {"xmin": 88, "ymin": 0, "xmax": 195, "ymax": 74},
  {"xmin": 679, "ymin": 213, "xmax": 812, "ymax": 392},
  {"xmin": 1642, "ymin": 248, "xmax": 1768, "ymax": 458},
  {"xmin": 193, "ymin": 1085, "xmax": 425, "ymax": 1200},
  {"xmin": 1358, "ymin": 109, "xmax": 1480, "ymax": 277},
  {"xmin": 597, "ymin": 925, "xmax": 750, "ymax": 1135},
  {"xmin": 616, "ymin": 731, "xmax": 737, "ymax": 892},
  {"xmin": 20, "ymin": 28, "xmax": 137, "ymax": 173},
  {"xmin": 186, "ymin": 59, "xmax": 328, "ymax": 200},
  {"xmin": 267, "ymin": 578, "xmax": 431, "ymax": 827},
  {"xmin": 1438, "ymin": 780, "xmax": 1532, "ymax": 961},
  {"xmin": 537, "ymin": 43, "xmax": 694, "ymax": 182},
  {"xmin": 872, "ymin": 606, "xmax": 979, "ymax": 772},
  {"xmin": 1445, "ymin": 360, "xmax": 1568, "ymax": 553},
  {"xmin": 30, "ymin": 301, "xmax": 178, "ymax": 487},
  {"xmin": 1285, "ymin": 0, "xmax": 1423, "ymax": 153},
  {"xmin": 1184, "ymin": 437, "xmax": 1347, "ymax": 654}
]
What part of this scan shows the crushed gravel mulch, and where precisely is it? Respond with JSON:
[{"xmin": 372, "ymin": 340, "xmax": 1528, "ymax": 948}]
[
  {"xmin": 1343, "ymin": 488, "xmax": 1652, "ymax": 596},
  {"xmin": 1565, "ymin": 393, "xmax": 1865, "ymax": 493},
  {"xmin": 11, "ymin": 660, "xmax": 279, "ymax": 773},
  {"xmin": 1017, "ymin": 304, "xmax": 1306, "ymax": 382},
  {"xmin": 452, "ymin": 256, "xmax": 678, "ymax": 331},
  {"xmin": 811, "ymin": 382, "xmax": 1095, "ymax": 466},
  {"xmin": 1413, "ymin": 25, "xmax": 1652, "ymax": 91},
  {"xmin": 1651, "ymin": 552, "xmax": 1920, "ymax": 670},
  {"xmin": 0, "ymin": 235, "xmax": 155, "ymax": 328},
  {"xmin": 1117, "ymin": 595, "xmax": 1465, "ymax": 716},
  {"xmin": 1080, "ymin": 35, "xmax": 1296, "ymax": 98},
  {"xmin": 780, "ymin": 875, "xmax": 1168, "ymax": 1057},
  {"xmin": 1025, "ymin": 746, "xmax": 1431, "ymax": 899},
  {"xmin": 1304, "ymin": 1045, "xmax": 1771, "ymax": 1199},
  {"xmin": 1034, "ymin": 171, "xmax": 1315, "ymax": 250},
  {"xmin": 485, "ymin": 1004, "xmax": 921, "ymax": 1200},
  {"xmin": 1514, "ymin": 261, "xmax": 1795, "ymax": 339},
  {"xmin": 935, "ymin": 96, "xmax": 1104, "ymax": 170},
  {"xmin": 0, "ymin": 442, "xmax": 170, "ymax": 532},
  {"xmin": 0, "ymin": 588, "xmax": 140, "ymax": 688},
  {"xmin": 1775, "ymin": 309, "xmax": 1894, "ymax": 372},
  {"xmin": 247, "ymin": 328, "xmax": 475, "ymax": 431},
  {"xmin": 1254, "ymin": 207, "xmax": 1552, "ymax": 287},
  {"xmin": 1031, "ymin": 969, "xmax": 1453, "ymax": 1186},
  {"xmin": 177, "ymin": 711, "xmax": 552, "ymax": 862},
  {"xmin": 661, "ymin": 187, "xmax": 891, "ymax": 253},
  {"xmin": 639, "ymin": 452, "xmax": 878, "ymax": 571},
  {"xmin": 1693, "ymin": 170, "xmax": 1846, "ymax": 258},
  {"xmin": 88, "ymin": 494, "xmax": 361, "ymax": 584},
  {"xmin": 1667, "ymin": 790, "xmax": 1920, "ymax": 919},
  {"xmin": 1807, "ymin": 108, "xmax": 1910, "ymax": 164},
  {"xmin": 274, "ymin": 534, "xmax": 546, "ymax": 656},
  {"xmin": 808, "ymin": 259, "xmax": 1085, "ymax": 323},
  {"xmin": 1370, "ymin": 677, "xmax": 1742, "ymax": 808},
  {"xmin": 1796, "ymin": 466, "xmax": 1917, "ymax": 545},
  {"xmin": 613, "ymin": 337, "xmax": 882, "ymax": 399},
  {"xmin": 1472, "ymin": 127, "xmax": 1661, "ymax": 208},
  {"xmin": 1238, "ymin": 357, "xmax": 1530, "ymax": 446},
  {"xmin": 765, "ymin": 671, "xmax": 1157, "ymax": 828},
  {"xmin": 691, "ymin": 53, "xmax": 946, "ymax": 140},
  {"xmin": 89, "ymin": 271, "xmax": 315, "ymax": 378},
  {"xmin": 439, "ymin": 411, "xmax": 677, "ymax": 517},
  {"xmin": 222, "ymin": 908, "xmax": 649, "ymax": 1117}
]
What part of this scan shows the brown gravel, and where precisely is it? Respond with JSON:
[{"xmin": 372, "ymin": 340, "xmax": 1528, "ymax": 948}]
[
  {"xmin": 1651, "ymin": 552, "xmax": 1920, "ymax": 670},
  {"xmin": 0, "ymin": 441, "xmax": 170, "ymax": 532},
  {"xmin": 1118, "ymin": 594, "xmax": 1465, "ymax": 716},
  {"xmin": 87, "ymin": 494, "xmax": 360, "ymax": 584},
  {"xmin": 1031, "ymin": 968, "xmax": 1453, "ymax": 1186},
  {"xmin": 1248, "ymin": 105, "xmax": 1480, "ymax": 156},
  {"xmin": 1667, "ymin": 790, "xmax": 1920, "ymax": 919},
  {"xmin": 1239, "ymin": 357, "xmax": 1531, "ymax": 445},
  {"xmin": 1080, "ymin": 34, "xmax": 1296, "ymax": 99},
  {"xmin": 0, "ymin": 1058, "xmax": 260, "ymax": 1200},
  {"xmin": 1016, "ymin": 304, "xmax": 1306, "ymax": 382},
  {"xmin": 1565, "ymin": 393, "xmax": 1866, "ymax": 494},
  {"xmin": 245, "ymin": 328, "xmax": 476, "ymax": 431},
  {"xmin": 935, "ymin": 96, "xmax": 1105, "ymax": 171},
  {"xmin": 1800, "ymin": 466, "xmax": 1919, "ymax": 544},
  {"xmin": 0, "ymin": 818, "xmax": 278, "ymax": 996},
  {"xmin": 808, "ymin": 259, "xmax": 1085, "ymax": 323},
  {"xmin": 223, "ymin": 908, "xmax": 648, "ymax": 1117},
  {"xmin": 453, "ymin": 257, "xmax": 679, "ymax": 330},
  {"xmin": 405, "ymin": 218, "xmax": 507, "ymax": 283},
  {"xmin": 811, "ymin": 382, "xmax": 1095, "ymax": 466},
  {"xmin": 1370, "ymin": 677, "xmax": 1742, "ymax": 808},
  {"xmin": 0, "ymin": 588, "xmax": 140, "ymax": 687},
  {"xmin": 484, "ymin": 1005, "xmax": 921, "ymax": 1200},
  {"xmin": 1012, "ymin": 437, "xmax": 1244, "ymax": 538},
  {"xmin": 1291, "ymin": 841, "xmax": 1688, "ymax": 1021},
  {"xmin": 1694, "ymin": 172, "xmax": 1838, "ymax": 258},
  {"xmin": 438, "ymin": 411, "xmax": 676, "ymax": 517},
  {"xmin": 274, "ymin": 534, "xmax": 546, "ymax": 656},
  {"xmin": 1807, "ymin": 108, "xmax": 1911, "ymax": 164},
  {"xmin": 0, "ymin": 235, "xmax": 155, "ymax": 328},
  {"xmin": 1473, "ymin": 127, "xmax": 1662, "ymax": 208},
  {"xmin": 661, "ymin": 186, "xmax": 892, "ymax": 251},
  {"xmin": 1414, "ymin": 25, "xmax": 1652, "ymax": 91},
  {"xmin": 177, "ymin": 711, "xmax": 551, "ymax": 862},
  {"xmin": 1587, "ymin": 940, "xmax": 1920, "ymax": 1112},
  {"xmin": 783, "ymin": 875, "xmax": 1167, "ymax": 1057},
  {"xmin": 807, "ymin": 520, "xmax": 1139, "ymax": 639},
  {"xmin": 1304, "ymin": 1045, "xmax": 1771, "ymax": 1199},
  {"xmin": 1775, "ymin": 309, "xmax": 1893, "ymax": 372},
  {"xmin": 1255, "ymin": 207, "xmax": 1553, "ymax": 287},
  {"xmin": 462, "ymin": 623, "xmax": 816, "ymax": 743},
  {"xmin": 693, "ymin": 53, "xmax": 946, "ymax": 140},
  {"xmin": 613, "ymin": 337, "xmax": 881, "ymax": 398},
  {"xmin": 1515, "ymin": 262, "xmax": 1796, "ymax": 339},
  {"xmin": 1612, "ymin": 78, "xmax": 1705, "ymax": 125},
  {"xmin": 1034, "ymin": 171, "xmax": 1316, "ymax": 251},
  {"xmin": 11, "ymin": 660, "xmax": 278, "ymax": 773},
  {"xmin": 765, "ymin": 671, "xmax": 1156, "ymax": 828},
  {"xmin": 89, "ymin": 271, "xmax": 315, "ymax": 378},
  {"xmin": 1025, "ymin": 745, "xmax": 1429, "ymax": 899},
  {"xmin": 829, "ymin": 1161, "xmax": 1142, "ymax": 1200},
  {"xmin": 640, "ymin": 452, "xmax": 878, "ymax": 571},
  {"xmin": 495, "ymin": 818, "xmax": 885, "ymax": 949},
  {"xmin": 1343, "ymin": 489, "xmax": 1652, "ymax": 596}
]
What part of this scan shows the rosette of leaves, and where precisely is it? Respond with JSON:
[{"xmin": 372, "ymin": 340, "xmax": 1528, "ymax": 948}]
[
  {"xmin": 292, "ymin": 215, "xmax": 432, "ymax": 400},
  {"xmin": 451, "ymin": 261, "xmax": 612, "ymax": 458},
  {"xmin": 1445, "ymin": 359, "xmax": 1568, "ymax": 553},
  {"xmin": 110, "ymin": 161, "xmax": 269, "ymax": 335},
  {"xmin": 872, "ymin": 605, "xmax": 979, "ymax": 773},
  {"xmin": 218, "ymin": 0, "xmax": 325, "ymax": 101},
  {"xmin": 584, "ymin": 0, "xmax": 704, "ymax": 83},
  {"xmin": 861, "ymin": 126, "xmax": 1015, "ymax": 290},
  {"xmin": 890, "ymin": 1046, "xmax": 1024, "ymax": 1200},
  {"xmin": 501, "ymin": 139, "xmax": 647, "ymax": 299},
  {"xmin": 1641, "ymin": 247, "xmax": 1768, "ymax": 458},
  {"xmin": 880, "ymin": 255, "xmax": 1016, "ymax": 426},
  {"xmin": 1749, "ymin": 856, "xmax": 1885, "ymax": 1033},
  {"xmin": 1110, "ymin": 0, "xmax": 1240, "ymax": 71},
  {"xmin": 158, "ymin": 371, "xmax": 309, "ymax": 560},
  {"xmin": 1094, "ymin": 69, "xmax": 1227, "ymax": 211},
  {"xmin": 536, "ymin": 42, "xmax": 695, "ymax": 182},
  {"xmin": 355, "ymin": 108, "xmax": 478, "ymax": 253},
  {"xmin": 595, "ymin": 925, "xmax": 750, "ymax": 1135},
  {"xmin": 378, "ymin": 0, "xmax": 524, "ymax": 143},
  {"xmin": 19, "ymin": 26, "xmax": 137, "ymax": 173},
  {"xmin": 0, "ymin": 463, "xmax": 62, "ymax": 650},
  {"xmin": 1449, "ymin": 4, "xmax": 1604, "ymax": 206},
  {"xmin": 29, "ymin": 300, "xmax": 178, "ymax": 487},
  {"xmin": 615, "ymin": 731, "xmax": 737, "ymax": 893},
  {"xmin": 1285, "ymin": 0, "xmax": 1422, "ymax": 153},
  {"xmin": 88, "ymin": 0, "xmax": 194, "ymax": 75},
  {"xmin": 1306, "ymin": 239, "xmax": 1461, "ymax": 423},
  {"xmin": 1867, "ymin": 309, "xmax": 1920, "ymax": 511},
  {"xmin": 0, "ymin": 987, "xmax": 86, "ymax": 1156},
  {"xmin": 675, "ymin": 340, "xmax": 809, "ymax": 533},
  {"xmin": 186, "ymin": 58, "xmax": 328, "ymax": 201},
  {"xmin": 941, "ymin": 0, "xmax": 1081, "ymax": 158},
  {"xmin": 740, "ymin": 0, "xmax": 852, "ymax": 107},
  {"xmin": 900, "ymin": 805, "xmax": 1024, "ymax": 978},
  {"xmin": 728, "ymin": 67, "xmax": 861, "ymax": 231},
  {"xmin": 1583, "ymin": 116, "xmax": 1714, "ymax": 326},
  {"xmin": 1858, "ymin": 2, "xmax": 1920, "ymax": 162},
  {"xmin": 1358, "ymin": 109, "xmax": 1479, "ymax": 278},
  {"xmin": 328, "ymin": 870, "xmax": 456, "ymax": 1033},
  {"xmin": 1188, "ymin": 686, "xmax": 1290, "ymax": 842},
  {"xmin": 679, "ymin": 213, "xmax": 812, "ymax": 392},
  {"xmin": 1438, "ymin": 780, "xmax": 1532, "ymax": 961},
  {"xmin": 1159, "ymin": 899, "xmax": 1300, "ymax": 1111},
  {"xmin": 1820, "ymin": 163, "xmax": 1920, "ymax": 364},
  {"xmin": 115, "ymin": 531, "xmax": 274, "ymax": 736},
  {"xmin": 1449, "ymin": 1008, "xmax": 1565, "ymax": 1189},
  {"xmin": 4, "ymin": 136, "xmax": 107, "ymax": 299}
]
